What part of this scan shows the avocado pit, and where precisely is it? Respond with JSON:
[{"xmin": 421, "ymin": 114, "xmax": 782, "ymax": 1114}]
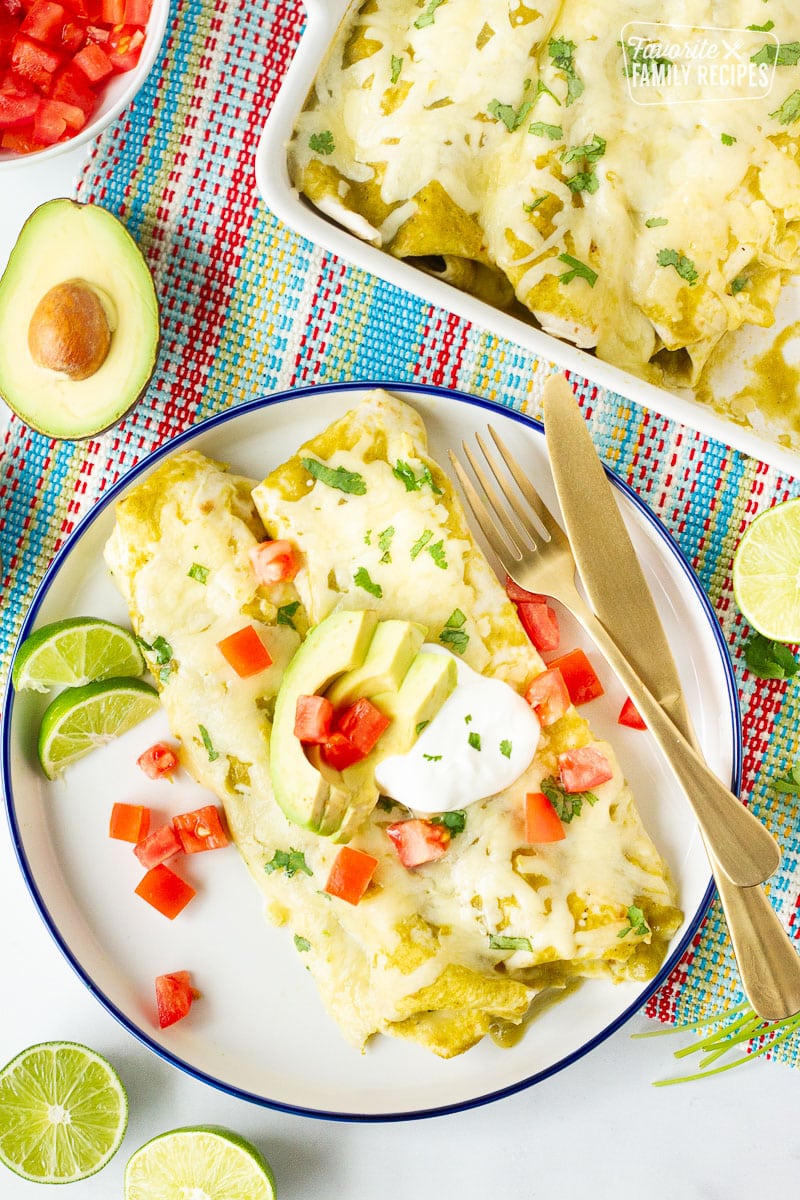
[{"xmin": 28, "ymin": 279, "xmax": 112, "ymax": 382}]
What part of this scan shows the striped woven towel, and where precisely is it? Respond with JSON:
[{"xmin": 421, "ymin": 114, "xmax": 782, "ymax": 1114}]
[{"xmin": 1, "ymin": 0, "xmax": 799, "ymax": 1067}]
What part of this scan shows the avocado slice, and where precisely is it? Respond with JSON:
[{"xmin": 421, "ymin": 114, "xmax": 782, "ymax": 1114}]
[
  {"xmin": 325, "ymin": 619, "xmax": 426, "ymax": 709},
  {"xmin": 270, "ymin": 608, "xmax": 379, "ymax": 832},
  {"xmin": 0, "ymin": 199, "xmax": 160, "ymax": 439}
]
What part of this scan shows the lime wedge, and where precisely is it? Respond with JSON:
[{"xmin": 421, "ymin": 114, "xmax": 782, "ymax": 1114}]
[
  {"xmin": 124, "ymin": 1126, "xmax": 277, "ymax": 1200},
  {"xmin": 12, "ymin": 616, "xmax": 145, "ymax": 693},
  {"xmin": 38, "ymin": 676, "xmax": 160, "ymax": 779},
  {"xmin": 0, "ymin": 1041, "xmax": 128, "ymax": 1184},
  {"xmin": 732, "ymin": 497, "xmax": 800, "ymax": 641}
]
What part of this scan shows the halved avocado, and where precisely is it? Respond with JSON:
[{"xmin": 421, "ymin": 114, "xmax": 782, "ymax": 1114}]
[{"xmin": 0, "ymin": 198, "xmax": 160, "ymax": 439}]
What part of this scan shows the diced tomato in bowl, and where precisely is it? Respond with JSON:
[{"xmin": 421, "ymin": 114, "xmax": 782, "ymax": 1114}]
[{"xmin": 0, "ymin": 0, "xmax": 166, "ymax": 162}]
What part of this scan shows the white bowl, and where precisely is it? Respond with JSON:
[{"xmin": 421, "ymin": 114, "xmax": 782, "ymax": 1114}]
[{"xmin": 0, "ymin": 0, "xmax": 171, "ymax": 171}]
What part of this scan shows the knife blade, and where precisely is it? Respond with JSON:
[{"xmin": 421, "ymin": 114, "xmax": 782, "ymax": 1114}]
[{"xmin": 542, "ymin": 372, "xmax": 800, "ymax": 1021}]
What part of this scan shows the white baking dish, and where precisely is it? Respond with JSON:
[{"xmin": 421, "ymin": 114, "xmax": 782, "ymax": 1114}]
[{"xmin": 255, "ymin": 0, "xmax": 800, "ymax": 476}]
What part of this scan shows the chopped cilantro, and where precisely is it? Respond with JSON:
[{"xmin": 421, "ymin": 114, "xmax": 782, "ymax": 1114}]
[
  {"xmin": 423, "ymin": 753, "xmax": 443, "ymax": 762},
  {"xmin": 432, "ymin": 810, "xmax": 466, "ymax": 834},
  {"xmin": 393, "ymin": 459, "xmax": 443, "ymax": 494},
  {"xmin": 354, "ymin": 566, "xmax": 383, "ymax": 598},
  {"xmin": 413, "ymin": 0, "xmax": 444, "ymax": 29},
  {"xmin": 731, "ymin": 275, "xmax": 749, "ymax": 295},
  {"xmin": 309, "ymin": 130, "xmax": 334, "ymax": 155},
  {"xmin": 645, "ymin": 216, "xmax": 668, "ymax": 228},
  {"xmin": 415, "ymin": 720, "xmax": 429, "ymax": 736},
  {"xmin": 187, "ymin": 562, "xmax": 209, "ymax": 584},
  {"xmin": 378, "ymin": 525, "xmax": 395, "ymax": 563},
  {"xmin": 410, "ymin": 529, "xmax": 433, "ymax": 560},
  {"xmin": 747, "ymin": 21, "xmax": 774, "ymax": 32},
  {"xmin": 721, "ymin": 132, "xmax": 736, "ymax": 146},
  {"xmin": 198, "ymin": 724, "xmax": 219, "ymax": 762},
  {"xmin": 772, "ymin": 762, "xmax": 800, "ymax": 794},
  {"xmin": 744, "ymin": 632, "xmax": 799, "ymax": 680},
  {"xmin": 464, "ymin": 713, "xmax": 472, "ymax": 725},
  {"xmin": 558, "ymin": 252, "xmax": 597, "ymax": 287},
  {"xmin": 752, "ymin": 41, "xmax": 800, "ymax": 67},
  {"xmin": 276, "ymin": 600, "xmax": 300, "ymax": 628},
  {"xmin": 426, "ymin": 539, "xmax": 447, "ymax": 569},
  {"xmin": 302, "ymin": 457, "xmax": 367, "ymax": 494},
  {"xmin": 528, "ymin": 120, "xmax": 563, "ymax": 140},
  {"xmin": 500, "ymin": 739, "xmax": 513, "ymax": 759},
  {"xmin": 540, "ymin": 776, "xmax": 598, "ymax": 822},
  {"xmin": 439, "ymin": 608, "xmax": 469, "ymax": 654},
  {"xmin": 489, "ymin": 934, "xmax": 533, "ymax": 952},
  {"xmin": 468, "ymin": 731, "xmax": 482, "ymax": 751},
  {"xmin": 548, "ymin": 36, "xmax": 584, "ymax": 105},
  {"xmin": 534, "ymin": 78, "xmax": 561, "ymax": 105},
  {"xmin": 294, "ymin": 934, "xmax": 311, "ymax": 952},
  {"xmin": 621, "ymin": 41, "xmax": 672, "ymax": 78},
  {"xmin": 524, "ymin": 194, "xmax": 549, "ymax": 212},
  {"xmin": 390, "ymin": 54, "xmax": 403, "ymax": 83},
  {"xmin": 770, "ymin": 90, "xmax": 800, "ymax": 124},
  {"xmin": 566, "ymin": 170, "xmax": 599, "ymax": 194},
  {"xmin": 561, "ymin": 134, "xmax": 606, "ymax": 165},
  {"xmin": 265, "ymin": 848, "xmax": 313, "ymax": 878},
  {"xmin": 138, "ymin": 635, "xmax": 174, "ymax": 685},
  {"xmin": 617, "ymin": 905, "xmax": 650, "ymax": 939},
  {"xmin": 656, "ymin": 248, "xmax": 699, "ymax": 286},
  {"xmin": 488, "ymin": 98, "xmax": 532, "ymax": 132}
]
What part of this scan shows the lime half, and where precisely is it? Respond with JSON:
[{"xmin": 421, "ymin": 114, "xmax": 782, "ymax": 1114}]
[
  {"xmin": 0, "ymin": 1041, "xmax": 128, "ymax": 1184},
  {"xmin": 732, "ymin": 497, "xmax": 800, "ymax": 641},
  {"xmin": 38, "ymin": 676, "xmax": 160, "ymax": 779},
  {"xmin": 12, "ymin": 616, "xmax": 145, "ymax": 693},
  {"xmin": 124, "ymin": 1125, "xmax": 277, "ymax": 1200}
]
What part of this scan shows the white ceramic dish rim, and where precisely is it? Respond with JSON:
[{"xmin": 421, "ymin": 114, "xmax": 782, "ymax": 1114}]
[
  {"xmin": 0, "ymin": 0, "xmax": 171, "ymax": 171},
  {"xmin": 1, "ymin": 380, "xmax": 741, "ymax": 1122},
  {"xmin": 255, "ymin": 0, "xmax": 800, "ymax": 479}
]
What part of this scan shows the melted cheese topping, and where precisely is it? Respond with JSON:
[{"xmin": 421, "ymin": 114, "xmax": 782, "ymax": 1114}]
[
  {"xmin": 106, "ymin": 394, "xmax": 682, "ymax": 1058},
  {"xmin": 290, "ymin": 0, "xmax": 800, "ymax": 385}
]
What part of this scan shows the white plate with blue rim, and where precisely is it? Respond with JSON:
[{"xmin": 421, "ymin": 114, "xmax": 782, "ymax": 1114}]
[{"xmin": 2, "ymin": 381, "xmax": 737, "ymax": 1121}]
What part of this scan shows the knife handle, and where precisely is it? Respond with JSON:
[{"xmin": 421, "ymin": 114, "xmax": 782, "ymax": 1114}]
[{"xmin": 566, "ymin": 591, "xmax": 780, "ymax": 888}]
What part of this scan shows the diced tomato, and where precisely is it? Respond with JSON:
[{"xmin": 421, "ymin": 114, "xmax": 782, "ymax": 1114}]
[
  {"xmin": 386, "ymin": 818, "xmax": 449, "ymax": 867},
  {"xmin": 135, "ymin": 864, "xmax": 196, "ymax": 919},
  {"xmin": 0, "ymin": 88, "xmax": 37, "ymax": 125},
  {"xmin": 51, "ymin": 63, "xmax": 95, "ymax": 116},
  {"xmin": 47, "ymin": 95, "xmax": 84, "ymax": 126},
  {"xmin": 324, "ymin": 845, "xmax": 378, "ymax": 905},
  {"xmin": 504, "ymin": 576, "xmax": 546, "ymax": 605},
  {"xmin": 217, "ymin": 625, "xmax": 273, "ymax": 678},
  {"xmin": 320, "ymin": 730, "xmax": 365, "ymax": 771},
  {"xmin": 121, "ymin": 0, "xmax": 148, "ymax": 23},
  {"xmin": 59, "ymin": 18, "xmax": 84, "ymax": 51},
  {"xmin": 524, "ymin": 667, "xmax": 571, "ymax": 726},
  {"xmin": 547, "ymin": 648, "xmax": 604, "ymax": 706},
  {"xmin": 72, "ymin": 37, "xmax": 111, "ymax": 80},
  {"xmin": 618, "ymin": 696, "xmax": 646, "ymax": 730},
  {"xmin": 99, "ymin": 0, "xmax": 120, "ymax": 22},
  {"xmin": 558, "ymin": 746, "xmax": 613, "ymax": 793},
  {"xmin": 106, "ymin": 20, "xmax": 142, "ymax": 70},
  {"xmin": 172, "ymin": 805, "xmax": 229, "ymax": 854},
  {"xmin": 137, "ymin": 741, "xmax": 178, "ymax": 779},
  {"xmin": 0, "ymin": 125, "xmax": 34, "ymax": 149},
  {"xmin": 83, "ymin": 20, "xmax": 106, "ymax": 40},
  {"xmin": 20, "ymin": 0, "xmax": 65, "ymax": 44},
  {"xmin": 11, "ymin": 33, "xmax": 62, "ymax": 88},
  {"xmin": 32, "ymin": 95, "xmax": 65, "ymax": 141},
  {"xmin": 516, "ymin": 600, "xmax": 560, "ymax": 652},
  {"xmin": 249, "ymin": 538, "xmax": 301, "ymax": 586},
  {"xmin": 524, "ymin": 791, "xmax": 566, "ymax": 843},
  {"xmin": 109, "ymin": 801, "xmax": 150, "ymax": 843},
  {"xmin": 294, "ymin": 693, "xmax": 334, "ymax": 744},
  {"xmin": 155, "ymin": 970, "xmax": 197, "ymax": 1028},
  {"xmin": 134, "ymin": 821, "xmax": 182, "ymax": 869},
  {"xmin": 335, "ymin": 697, "xmax": 391, "ymax": 757},
  {"xmin": 1, "ymin": 0, "xmax": 23, "ymax": 18}
]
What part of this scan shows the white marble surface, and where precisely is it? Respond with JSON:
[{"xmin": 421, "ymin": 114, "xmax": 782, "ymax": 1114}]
[{"xmin": 1, "ymin": 152, "xmax": 798, "ymax": 1200}]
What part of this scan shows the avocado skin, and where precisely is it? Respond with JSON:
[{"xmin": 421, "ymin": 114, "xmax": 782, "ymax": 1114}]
[{"xmin": 0, "ymin": 198, "xmax": 161, "ymax": 440}]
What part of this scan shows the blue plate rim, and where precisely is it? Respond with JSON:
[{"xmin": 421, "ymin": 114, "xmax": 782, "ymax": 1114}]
[{"xmin": 2, "ymin": 379, "xmax": 737, "ymax": 1122}]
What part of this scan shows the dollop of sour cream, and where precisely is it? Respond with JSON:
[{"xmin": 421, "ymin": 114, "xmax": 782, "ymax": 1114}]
[{"xmin": 374, "ymin": 646, "xmax": 540, "ymax": 815}]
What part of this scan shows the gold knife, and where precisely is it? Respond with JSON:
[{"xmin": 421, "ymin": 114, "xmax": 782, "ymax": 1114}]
[{"xmin": 542, "ymin": 373, "xmax": 800, "ymax": 1021}]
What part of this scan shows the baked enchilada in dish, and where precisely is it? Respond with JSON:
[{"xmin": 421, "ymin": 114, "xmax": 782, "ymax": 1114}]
[
  {"xmin": 105, "ymin": 390, "xmax": 681, "ymax": 1057},
  {"xmin": 288, "ymin": 0, "xmax": 800, "ymax": 388}
]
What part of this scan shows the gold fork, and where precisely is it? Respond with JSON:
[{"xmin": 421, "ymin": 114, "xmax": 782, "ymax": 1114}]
[{"xmin": 448, "ymin": 427, "xmax": 780, "ymax": 890}]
